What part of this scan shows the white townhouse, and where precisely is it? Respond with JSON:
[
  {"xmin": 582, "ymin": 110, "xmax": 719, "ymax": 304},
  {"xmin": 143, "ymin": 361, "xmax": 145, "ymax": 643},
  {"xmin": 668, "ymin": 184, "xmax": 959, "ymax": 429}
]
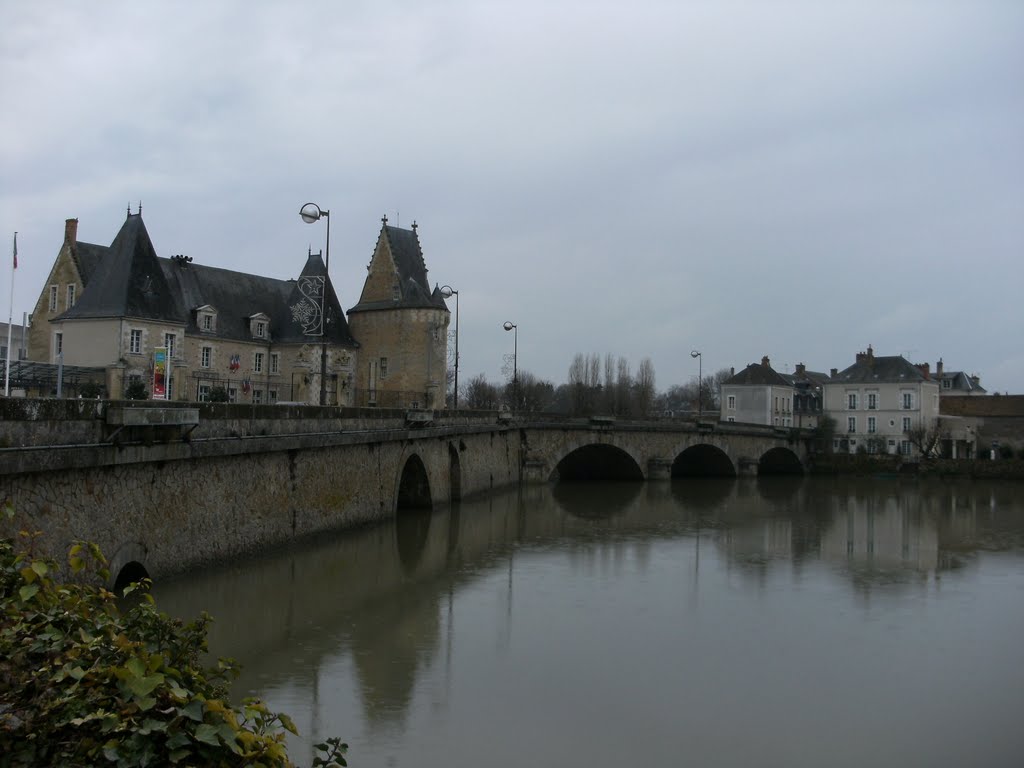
[{"xmin": 823, "ymin": 346, "xmax": 939, "ymax": 456}]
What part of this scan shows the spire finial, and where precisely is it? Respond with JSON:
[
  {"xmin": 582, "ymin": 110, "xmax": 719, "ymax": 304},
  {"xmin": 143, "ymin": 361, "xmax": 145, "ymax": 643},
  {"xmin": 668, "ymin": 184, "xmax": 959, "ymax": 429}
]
[
  {"xmin": 138, "ymin": 200, "xmax": 142, "ymax": 216},
  {"xmin": 381, "ymin": 214, "xmax": 388, "ymax": 226},
  {"xmin": 127, "ymin": 203, "xmax": 131, "ymax": 219},
  {"xmin": 411, "ymin": 220, "xmax": 418, "ymax": 232}
]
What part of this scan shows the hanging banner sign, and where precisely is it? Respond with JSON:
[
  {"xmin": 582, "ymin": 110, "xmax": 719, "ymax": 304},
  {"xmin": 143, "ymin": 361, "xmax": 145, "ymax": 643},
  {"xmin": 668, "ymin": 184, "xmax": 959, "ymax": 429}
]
[{"xmin": 153, "ymin": 347, "xmax": 167, "ymax": 399}]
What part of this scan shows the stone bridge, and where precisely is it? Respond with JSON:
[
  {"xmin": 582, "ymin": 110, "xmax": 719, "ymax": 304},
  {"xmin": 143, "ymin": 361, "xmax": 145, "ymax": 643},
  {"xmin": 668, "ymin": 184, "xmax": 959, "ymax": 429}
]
[{"xmin": 0, "ymin": 400, "xmax": 810, "ymax": 586}]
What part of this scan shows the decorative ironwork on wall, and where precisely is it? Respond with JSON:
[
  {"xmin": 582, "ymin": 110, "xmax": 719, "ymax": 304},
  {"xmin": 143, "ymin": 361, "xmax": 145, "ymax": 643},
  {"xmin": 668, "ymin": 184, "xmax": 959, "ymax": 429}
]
[{"xmin": 290, "ymin": 276, "xmax": 325, "ymax": 335}]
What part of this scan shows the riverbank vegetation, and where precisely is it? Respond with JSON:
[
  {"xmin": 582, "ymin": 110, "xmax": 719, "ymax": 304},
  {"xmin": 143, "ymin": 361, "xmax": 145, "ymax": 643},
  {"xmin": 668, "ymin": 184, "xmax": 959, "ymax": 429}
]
[{"xmin": 0, "ymin": 504, "xmax": 347, "ymax": 767}]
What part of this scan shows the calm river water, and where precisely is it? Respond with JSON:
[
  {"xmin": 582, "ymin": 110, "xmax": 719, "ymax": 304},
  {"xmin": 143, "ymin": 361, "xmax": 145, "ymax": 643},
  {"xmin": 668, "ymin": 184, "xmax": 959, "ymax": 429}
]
[{"xmin": 153, "ymin": 477, "xmax": 1024, "ymax": 768}]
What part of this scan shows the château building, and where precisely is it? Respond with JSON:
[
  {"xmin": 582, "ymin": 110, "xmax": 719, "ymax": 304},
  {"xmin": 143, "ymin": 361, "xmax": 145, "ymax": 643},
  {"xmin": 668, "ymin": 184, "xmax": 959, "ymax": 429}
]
[{"xmin": 23, "ymin": 211, "xmax": 449, "ymax": 407}]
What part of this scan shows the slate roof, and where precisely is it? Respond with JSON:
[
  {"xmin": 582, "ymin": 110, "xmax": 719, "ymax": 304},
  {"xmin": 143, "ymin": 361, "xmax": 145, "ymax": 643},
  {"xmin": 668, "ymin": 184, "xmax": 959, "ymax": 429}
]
[
  {"xmin": 71, "ymin": 241, "xmax": 109, "ymax": 285},
  {"xmin": 832, "ymin": 354, "xmax": 928, "ymax": 384},
  {"xmin": 56, "ymin": 214, "xmax": 357, "ymax": 346},
  {"xmin": 724, "ymin": 362, "xmax": 792, "ymax": 387},
  {"xmin": 939, "ymin": 371, "xmax": 987, "ymax": 394},
  {"xmin": 58, "ymin": 214, "xmax": 180, "ymax": 322},
  {"xmin": 349, "ymin": 224, "xmax": 449, "ymax": 313}
]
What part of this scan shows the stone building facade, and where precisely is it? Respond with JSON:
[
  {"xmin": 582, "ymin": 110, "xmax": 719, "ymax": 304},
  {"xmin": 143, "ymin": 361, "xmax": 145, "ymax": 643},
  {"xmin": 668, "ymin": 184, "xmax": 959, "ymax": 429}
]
[{"xmin": 25, "ymin": 212, "xmax": 448, "ymax": 406}]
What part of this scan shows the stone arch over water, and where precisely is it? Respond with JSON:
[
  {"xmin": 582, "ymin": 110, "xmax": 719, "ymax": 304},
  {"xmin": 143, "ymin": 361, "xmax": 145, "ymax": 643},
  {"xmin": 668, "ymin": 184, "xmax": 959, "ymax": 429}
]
[
  {"xmin": 110, "ymin": 540, "xmax": 150, "ymax": 592},
  {"xmin": 397, "ymin": 453, "xmax": 433, "ymax": 510},
  {"xmin": 672, "ymin": 444, "xmax": 736, "ymax": 477},
  {"xmin": 758, "ymin": 446, "xmax": 804, "ymax": 475},
  {"xmin": 553, "ymin": 443, "xmax": 645, "ymax": 482}
]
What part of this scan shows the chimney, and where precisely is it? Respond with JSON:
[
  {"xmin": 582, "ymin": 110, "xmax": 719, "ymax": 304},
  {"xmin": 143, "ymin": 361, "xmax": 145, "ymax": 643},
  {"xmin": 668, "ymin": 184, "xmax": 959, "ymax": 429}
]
[
  {"xmin": 761, "ymin": 355, "xmax": 771, "ymax": 368},
  {"xmin": 970, "ymin": 374, "xmax": 981, "ymax": 388},
  {"xmin": 830, "ymin": 368, "xmax": 838, "ymax": 378},
  {"xmin": 856, "ymin": 350, "xmax": 866, "ymax": 364},
  {"xmin": 64, "ymin": 218, "xmax": 79, "ymax": 245},
  {"xmin": 936, "ymin": 358, "xmax": 944, "ymax": 377},
  {"xmin": 730, "ymin": 367, "xmax": 735, "ymax": 376},
  {"xmin": 867, "ymin": 344, "xmax": 874, "ymax": 360},
  {"xmin": 795, "ymin": 363, "xmax": 805, "ymax": 376},
  {"xmin": 916, "ymin": 362, "xmax": 930, "ymax": 379}
]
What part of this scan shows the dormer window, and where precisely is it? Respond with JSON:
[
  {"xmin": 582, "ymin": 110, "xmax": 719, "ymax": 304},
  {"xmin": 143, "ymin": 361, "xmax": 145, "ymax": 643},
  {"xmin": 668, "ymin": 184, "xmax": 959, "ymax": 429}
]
[
  {"xmin": 249, "ymin": 313, "xmax": 270, "ymax": 340},
  {"xmin": 196, "ymin": 305, "xmax": 218, "ymax": 333}
]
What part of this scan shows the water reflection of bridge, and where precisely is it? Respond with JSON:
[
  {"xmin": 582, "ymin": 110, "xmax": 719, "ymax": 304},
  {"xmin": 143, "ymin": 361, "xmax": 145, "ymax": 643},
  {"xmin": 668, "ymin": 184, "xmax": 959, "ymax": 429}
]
[{"xmin": 153, "ymin": 477, "xmax": 1013, "ymax": 748}]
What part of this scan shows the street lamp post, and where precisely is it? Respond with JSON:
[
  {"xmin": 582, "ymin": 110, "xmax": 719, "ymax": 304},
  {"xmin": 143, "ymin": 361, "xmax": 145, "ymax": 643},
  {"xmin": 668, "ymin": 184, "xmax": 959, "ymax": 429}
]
[
  {"xmin": 503, "ymin": 321, "xmax": 517, "ymax": 410},
  {"xmin": 300, "ymin": 203, "xmax": 330, "ymax": 406},
  {"xmin": 691, "ymin": 350, "xmax": 702, "ymax": 418},
  {"xmin": 440, "ymin": 285, "xmax": 459, "ymax": 409}
]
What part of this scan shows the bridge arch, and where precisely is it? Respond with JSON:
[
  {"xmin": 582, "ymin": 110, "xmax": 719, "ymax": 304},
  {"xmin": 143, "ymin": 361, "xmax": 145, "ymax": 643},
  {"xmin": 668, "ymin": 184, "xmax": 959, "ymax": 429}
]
[
  {"xmin": 758, "ymin": 447, "xmax": 804, "ymax": 475},
  {"xmin": 110, "ymin": 540, "xmax": 150, "ymax": 592},
  {"xmin": 672, "ymin": 444, "xmax": 736, "ymax": 477},
  {"xmin": 397, "ymin": 453, "xmax": 433, "ymax": 510},
  {"xmin": 553, "ymin": 443, "xmax": 645, "ymax": 483}
]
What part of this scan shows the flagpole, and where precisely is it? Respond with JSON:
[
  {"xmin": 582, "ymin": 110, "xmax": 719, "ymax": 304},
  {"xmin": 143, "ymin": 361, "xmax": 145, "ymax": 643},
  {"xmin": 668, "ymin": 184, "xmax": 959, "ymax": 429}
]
[{"xmin": 4, "ymin": 232, "xmax": 15, "ymax": 397}]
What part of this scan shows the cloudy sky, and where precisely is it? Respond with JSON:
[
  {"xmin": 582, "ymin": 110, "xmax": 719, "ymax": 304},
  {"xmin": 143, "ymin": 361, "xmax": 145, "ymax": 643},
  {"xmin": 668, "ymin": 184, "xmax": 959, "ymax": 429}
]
[{"xmin": 2, "ymin": 1, "xmax": 1022, "ymax": 394}]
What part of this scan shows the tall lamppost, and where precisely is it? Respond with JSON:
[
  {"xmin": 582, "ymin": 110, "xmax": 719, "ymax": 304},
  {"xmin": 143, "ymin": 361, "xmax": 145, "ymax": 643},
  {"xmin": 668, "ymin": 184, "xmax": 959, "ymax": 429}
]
[
  {"xmin": 440, "ymin": 285, "xmax": 459, "ymax": 409},
  {"xmin": 691, "ymin": 349, "xmax": 702, "ymax": 418},
  {"xmin": 300, "ymin": 203, "xmax": 330, "ymax": 406},
  {"xmin": 503, "ymin": 321, "xmax": 517, "ymax": 410}
]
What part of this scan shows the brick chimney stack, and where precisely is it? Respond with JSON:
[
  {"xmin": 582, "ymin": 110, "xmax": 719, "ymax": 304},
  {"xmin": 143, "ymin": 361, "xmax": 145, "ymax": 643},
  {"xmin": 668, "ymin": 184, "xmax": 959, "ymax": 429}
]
[
  {"xmin": 795, "ymin": 363, "xmax": 806, "ymax": 376},
  {"xmin": 761, "ymin": 355, "xmax": 771, "ymax": 368},
  {"xmin": 916, "ymin": 362, "xmax": 931, "ymax": 379},
  {"xmin": 936, "ymin": 358, "xmax": 944, "ymax": 377},
  {"xmin": 830, "ymin": 368, "xmax": 838, "ymax": 378},
  {"xmin": 64, "ymin": 218, "xmax": 79, "ymax": 245}
]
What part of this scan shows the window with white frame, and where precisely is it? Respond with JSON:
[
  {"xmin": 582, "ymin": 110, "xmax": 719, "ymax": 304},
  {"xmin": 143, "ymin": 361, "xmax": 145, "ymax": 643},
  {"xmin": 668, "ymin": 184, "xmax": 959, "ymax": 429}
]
[
  {"xmin": 254, "ymin": 352, "xmax": 264, "ymax": 373},
  {"xmin": 867, "ymin": 392, "xmax": 877, "ymax": 410},
  {"xmin": 942, "ymin": 379, "xmax": 951, "ymax": 389},
  {"xmin": 201, "ymin": 347, "xmax": 211, "ymax": 368},
  {"xmin": 902, "ymin": 416, "xmax": 912, "ymax": 433},
  {"xmin": 727, "ymin": 395, "xmax": 735, "ymax": 409},
  {"xmin": 129, "ymin": 329, "xmax": 142, "ymax": 354},
  {"xmin": 201, "ymin": 314, "xmax": 213, "ymax": 331},
  {"xmin": 727, "ymin": 417, "xmax": 735, "ymax": 422},
  {"xmin": 269, "ymin": 389, "xmax": 278, "ymax": 403},
  {"xmin": 270, "ymin": 353, "xmax": 280, "ymax": 374},
  {"xmin": 228, "ymin": 387, "xmax": 237, "ymax": 403},
  {"xmin": 198, "ymin": 384, "xmax": 210, "ymax": 402},
  {"xmin": 847, "ymin": 416, "xmax": 856, "ymax": 433},
  {"xmin": 54, "ymin": 332, "xmax": 63, "ymax": 360},
  {"xmin": 253, "ymin": 389, "xmax": 263, "ymax": 404},
  {"xmin": 254, "ymin": 321, "xmax": 266, "ymax": 339},
  {"xmin": 902, "ymin": 391, "xmax": 914, "ymax": 410},
  {"xmin": 868, "ymin": 416, "xmax": 876, "ymax": 434},
  {"xmin": 848, "ymin": 392, "xmax": 858, "ymax": 410},
  {"xmin": 66, "ymin": 284, "xmax": 76, "ymax": 308},
  {"xmin": 164, "ymin": 333, "xmax": 175, "ymax": 359},
  {"xmin": 901, "ymin": 440, "xmax": 912, "ymax": 456},
  {"xmin": 49, "ymin": 286, "xmax": 58, "ymax": 311}
]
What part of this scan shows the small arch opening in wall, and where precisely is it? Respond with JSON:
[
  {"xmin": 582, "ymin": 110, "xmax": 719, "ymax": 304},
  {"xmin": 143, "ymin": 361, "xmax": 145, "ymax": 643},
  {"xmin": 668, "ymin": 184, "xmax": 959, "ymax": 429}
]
[
  {"xmin": 397, "ymin": 453, "xmax": 432, "ymax": 511},
  {"xmin": 113, "ymin": 561, "xmax": 150, "ymax": 594}
]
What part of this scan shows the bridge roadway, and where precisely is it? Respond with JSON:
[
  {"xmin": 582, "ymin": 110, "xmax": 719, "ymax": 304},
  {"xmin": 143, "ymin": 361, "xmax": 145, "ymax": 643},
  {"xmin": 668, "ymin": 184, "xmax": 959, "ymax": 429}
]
[{"xmin": 0, "ymin": 400, "xmax": 809, "ymax": 585}]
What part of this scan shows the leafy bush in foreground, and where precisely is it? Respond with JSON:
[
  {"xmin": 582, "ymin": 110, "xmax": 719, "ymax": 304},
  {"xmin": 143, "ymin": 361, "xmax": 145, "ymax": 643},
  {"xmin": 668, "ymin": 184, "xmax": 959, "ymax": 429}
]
[{"xmin": 0, "ymin": 506, "xmax": 347, "ymax": 767}]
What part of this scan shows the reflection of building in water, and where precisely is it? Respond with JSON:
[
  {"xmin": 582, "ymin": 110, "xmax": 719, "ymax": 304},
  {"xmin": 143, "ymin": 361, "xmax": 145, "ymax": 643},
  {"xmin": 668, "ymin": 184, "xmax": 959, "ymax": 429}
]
[
  {"xmin": 821, "ymin": 496, "xmax": 938, "ymax": 572},
  {"xmin": 719, "ymin": 520, "xmax": 793, "ymax": 563}
]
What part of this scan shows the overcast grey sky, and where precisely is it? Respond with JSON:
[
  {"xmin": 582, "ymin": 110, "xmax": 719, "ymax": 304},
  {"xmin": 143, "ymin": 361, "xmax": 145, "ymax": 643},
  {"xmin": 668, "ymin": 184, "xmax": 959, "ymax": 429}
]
[{"xmin": 2, "ymin": 1, "xmax": 1022, "ymax": 393}]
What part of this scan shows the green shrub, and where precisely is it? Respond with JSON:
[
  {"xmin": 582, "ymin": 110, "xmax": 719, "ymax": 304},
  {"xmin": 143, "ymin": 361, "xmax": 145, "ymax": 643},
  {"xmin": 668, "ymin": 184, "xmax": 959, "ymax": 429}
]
[
  {"xmin": 209, "ymin": 386, "xmax": 229, "ymax": 403},
  {"xmin": 124, "ymin": 379, "xmax": 149, "ymax": 400},
  {"xmin": 79, "ymin": 381, "xmax": 104, "ymax": 399},
  {"xmin": 0, "ymin": 506, "xmax": 347, "ymax": 767}
]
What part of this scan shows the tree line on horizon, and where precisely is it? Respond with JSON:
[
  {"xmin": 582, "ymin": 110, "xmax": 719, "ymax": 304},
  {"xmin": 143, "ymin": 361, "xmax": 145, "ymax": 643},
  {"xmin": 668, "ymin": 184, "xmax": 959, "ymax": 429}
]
[{"xmin": 449, "ymin": 352, "xmax": 731, "ymax": 417}]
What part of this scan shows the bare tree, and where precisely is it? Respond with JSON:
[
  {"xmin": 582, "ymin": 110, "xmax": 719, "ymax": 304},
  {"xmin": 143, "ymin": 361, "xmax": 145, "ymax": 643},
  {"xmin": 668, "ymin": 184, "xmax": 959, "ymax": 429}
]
[
  {"xmin": 634, "ymin": 357, "xmax": 656, "ymax": 417},
  {"xmin": 504, "ymin": 370, "xmax": 554, "ymax": 412},
  {"xmin": 463, "ymin": 373, "xmax": 500, "ymax": 410},
  {"xmin": 905, "ymin": 421, "xmax": 949, "ymax": 460}
]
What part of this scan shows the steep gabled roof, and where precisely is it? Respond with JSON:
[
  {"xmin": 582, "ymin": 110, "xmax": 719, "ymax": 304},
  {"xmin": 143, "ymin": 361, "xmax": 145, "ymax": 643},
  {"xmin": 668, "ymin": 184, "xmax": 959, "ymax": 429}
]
[
  {"xmin": 349, "ymin": 223, "xmax": 449, "ymax": 313},
  {"xmin": 162, "ymin": 251, "xmax": 357, "ymax": 346},
  {"xmin": 72, "ymin": 241, "xmax": 109, "ymax": 285},
  {"xmin": 832, "ymin": 354, "xmax": 928, "ymax": 384},
  {"xmin": 724, "ymin": 362, "xmax": 792, "ymax": 387},
  {"xmin": 58, "ymin": 214, "xmax": 180, "ymax": 322},
  {"xmin": 939, "ymin": 370, "xmax": 987, "ymax": 394}
]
